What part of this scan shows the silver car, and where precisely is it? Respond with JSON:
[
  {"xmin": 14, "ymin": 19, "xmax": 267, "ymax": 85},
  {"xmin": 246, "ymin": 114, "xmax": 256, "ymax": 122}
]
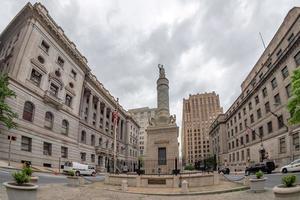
[{"xmin": 281, "ymin": 159, "xmax": 300, "ymax": 173}]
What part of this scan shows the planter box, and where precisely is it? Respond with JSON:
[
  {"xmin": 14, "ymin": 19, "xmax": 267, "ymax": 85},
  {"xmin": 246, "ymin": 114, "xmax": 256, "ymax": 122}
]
[
  {"xmin": 273, "ymin": 184, "xmax": 300, "ymax": 200},
  {"xmin": 3, "ymin": 182, "xmax": 38, "ymax": 200},
  {"xmin": 249, "ymin": 178, "xmax": 267, "ymax": 192}
]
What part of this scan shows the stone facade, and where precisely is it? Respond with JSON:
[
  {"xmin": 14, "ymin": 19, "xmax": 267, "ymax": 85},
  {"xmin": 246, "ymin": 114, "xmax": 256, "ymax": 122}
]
[
  {"xmin": 209, "ymin": 7, "xmax": 300, "ymax": 171},
  {"xmin": 181, "ymin": 92, "xmax": 223, "ymax": 165},
  {"xmin": 0, "ymin": 2, "xmax": 138, "ymax": 172},
  {"xmin": 128, "ymin": 107, "xmax": 156, "ymax": 156}
]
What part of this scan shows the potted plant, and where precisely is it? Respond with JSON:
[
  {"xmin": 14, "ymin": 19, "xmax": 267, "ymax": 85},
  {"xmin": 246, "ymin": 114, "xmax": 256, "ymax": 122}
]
[
  {"xmin": 66, "ymin": 170, "xmax": 80, "ymax": 186},
  {"xmin": 3, "ymin": 170, "xmax": 38, "ymax": 200},
  {"xmin": 273, "ymin": 175, "xmax": 300, "ymax": 200},
  {"xmin": 249, "ymin": 170, "xmax": 267, "ymax": 192},
  {"xmin": 23, "ymin": 167, "xmax": 39, "ymax": 183}
]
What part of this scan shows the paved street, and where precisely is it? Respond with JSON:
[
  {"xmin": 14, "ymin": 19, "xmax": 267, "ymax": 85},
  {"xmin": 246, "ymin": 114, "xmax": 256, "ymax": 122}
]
[
  {"xmin": 0, "ymin": 168, "xmax": 104, "ymax": 185},
  {"xmin": 224, "ymin": 172, "xmax": 300, "ymax": 188}
]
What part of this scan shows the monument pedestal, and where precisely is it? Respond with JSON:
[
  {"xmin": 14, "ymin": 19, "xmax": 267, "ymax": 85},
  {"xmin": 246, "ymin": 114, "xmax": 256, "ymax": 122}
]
[{"xmin": 145, "ymin": 125, "xmax": 179, "ymax": 174}]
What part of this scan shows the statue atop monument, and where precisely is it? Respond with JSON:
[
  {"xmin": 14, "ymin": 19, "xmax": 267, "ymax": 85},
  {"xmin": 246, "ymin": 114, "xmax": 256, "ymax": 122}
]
[{"xmin": 158, "ymin": 64, "xmax": 165, "ymax": 78}]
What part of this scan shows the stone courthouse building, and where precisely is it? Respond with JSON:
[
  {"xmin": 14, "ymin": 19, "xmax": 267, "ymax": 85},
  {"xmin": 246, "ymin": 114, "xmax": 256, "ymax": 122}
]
[
  {"xmin": 0, "ymin": 2, "xmax": 138, "ymax": 172},
  {"xmin": 209, "ymin": 7, "xmax": 300, "ymax": 170}
]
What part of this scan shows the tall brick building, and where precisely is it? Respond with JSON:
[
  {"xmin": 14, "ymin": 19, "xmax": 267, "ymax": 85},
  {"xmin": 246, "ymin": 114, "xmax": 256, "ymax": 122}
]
[{"xmin": 182, "ymin": 92, "xmax": 223, "ymax": 165}]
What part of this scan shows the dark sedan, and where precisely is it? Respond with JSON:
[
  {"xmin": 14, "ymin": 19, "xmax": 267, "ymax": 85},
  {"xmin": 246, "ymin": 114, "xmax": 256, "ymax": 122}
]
[{"xmin": 245, "ymin": 160, "xmax": 275, "ymax": 175}]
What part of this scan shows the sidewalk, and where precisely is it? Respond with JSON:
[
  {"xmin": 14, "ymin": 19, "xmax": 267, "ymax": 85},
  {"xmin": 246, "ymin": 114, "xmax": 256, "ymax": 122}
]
[{"xmin": 0, "ymin": 159, "xmax": 60, "ymax": 174}]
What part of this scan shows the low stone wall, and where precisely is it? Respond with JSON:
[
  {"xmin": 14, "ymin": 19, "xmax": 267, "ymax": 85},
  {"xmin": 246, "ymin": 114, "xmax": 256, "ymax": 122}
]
[{"xmin": 105, "ymin": 172, "xmax": 219, "ymax": 188}]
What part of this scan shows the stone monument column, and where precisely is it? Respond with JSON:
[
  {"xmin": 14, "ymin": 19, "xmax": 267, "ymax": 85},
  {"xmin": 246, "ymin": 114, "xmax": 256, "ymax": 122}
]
[{"xmin": 156, "ymin": 64, "xmax": 170, "ymax": 124}]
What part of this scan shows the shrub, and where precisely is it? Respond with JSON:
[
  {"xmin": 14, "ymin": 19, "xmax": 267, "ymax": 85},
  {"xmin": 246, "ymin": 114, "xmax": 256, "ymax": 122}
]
[
  {"xmin": 22, "ymin": 167, "xmax": 33, "ymax": 176},
  {"xmin": 282, "ymin": 175, "xmax": 296, "ymax": 187},
  {"xmin": 67, "ymin": 170, "xmax": 75, "ymax": 176},
  {"xmin": 255, "ymin": 170, "xmax": 264, "ymax": 179},
  {"xmin": 12, "ymin": 171, "xmax": 30, "ymax": 185},
  {"xmin": 184, "ymin": 164, "xmax": 195, "ymax": 171}
]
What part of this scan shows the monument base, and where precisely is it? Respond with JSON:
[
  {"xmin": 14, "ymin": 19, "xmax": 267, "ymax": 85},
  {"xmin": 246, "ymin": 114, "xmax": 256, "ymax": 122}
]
[{"xmin": 145, "ymin": 125, "xmax": 179, "ymax": 175}]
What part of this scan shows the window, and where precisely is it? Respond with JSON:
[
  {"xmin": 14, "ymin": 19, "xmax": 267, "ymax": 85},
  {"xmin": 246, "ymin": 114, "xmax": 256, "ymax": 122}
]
[
  {"xmin": 232, "ymin": 141, "xmax": 235, "ymax": 148},
  {"xmin": 80, "ymin": 152, "xmax": 86, "ymax": 161},
  {"xmin": 91, "ymin": 135, "xmax": 95, "ymax": 146},
  {"xmin": 30, "ymin": 69, "xmax": 42, "ymax": 86},
  {"xmin": 81, "ymin": 131, "xmax": 86, "ymax": 143},
  {"xmin": 274, "ymin": 93, "xmax": 281, "ymax": 105},
  {"xmin": 228, "ymin": 143, "xmax": 231, "ymax": 150},
  {"xmin": 267, "ymin": 121, "xmax": 273, "ymax": 133},
  {"xmin": 255, "ymin": 96, "xmax": 259, "ymax": 104},
  {"xmin": 246, "ymin": 148, "xmax": 250, "ymax": 159},
  {"xmin": 41, "ymin": 40, "xmax": 50, "ymax": 52},
  {"xmin": 57, "ymin": 56, "xmax": 64, "ymax": 67},
  {"xmin": 43, "ymin": 142, "xmax": 52, "ymax": 156},
  {"xmin": 236, "ymin": 152, "xmax": 239, "ymax": 161},
  {"xmin": 61, "ymin": 146, "xmax": 68, "ymax": 158},
  {"xmin": 250, "ymin": 114, "xmax": 254, "ymax": 123},
  {"xmin": 91, "ymin": 154, "xmax": 95, "ymax": 162},
  {"xmin": 239, "ymin": 123, "xmax": 242, "ymax": 131},
  {"xmin": 49, "ymin": 83, "xmax": 59, "ymax": 97},
  {"xmin": 244, "ymin": 119, "xmax": 248, "ymax": 127},
  {"xmin": 241, "ymin": 150, "xmax": 245, "ymax": 161},
  {"xmin": 240, "ymin": 136, "xmax": 244, "ymax": 145},
  {"xmin": 252, "ymin": 130, "xmax": 256, "ymax": 141},
  {"xmin": 70, "ymin": 69, "xmax": 77, "ymax": 79},
  {"xmin": 292, "ymin": 133, "xmax": 299, "ymax": 151},
  {"xmin": 238, "ymin": 112, "xmax": 241, "ymax": 119},
  {"xmin": 278, "ymin": 115, "xmax": 284, "ymax": 129},
  {"xmin": 243, "ymin": 108, "xmax": 246, "ymax": 115},
  {"xmin": 288, "ymin": 33, "xmax": 294, "ymax": 42},
  {"xmin": 271, "ymin": 78, "xmax": 278, "ymax": 89},
  {"xmin": 259, "ymin": 126, "xmax": 264, "ymax": 138},
  {"xmin": 265, "ymin": 102, "xmax": 270, "ymax": 113},
  {"xmin": 286, "ymin": 84, "xmax": 292, "ymax": 98},
  {"xmin": 295, "ymin": 51, "xmax": 300, "ymax": 66},
  {"xmin": 248, "ymin": 102, "xmax": 252, "ymax": 110},
  {"xmin": 44, "ymin": 112, "xmax": 54, "ymax": 129},
  {"xmin": 158, "ymin": 147, "xmax": 166, "ymax": 165},
  {"xmin": 262, "ymin": 87, "xmax": 268, "ymax": 98},
  {"xmin": 61, "ymin": 120, "xmax": 69, "ymax": 135},
  {"xmin": 21, "ymin": 136, "xmax": 32, "ymax": 152},
  {"xmin": 257, "ymin": 109, "xmax": 262, "ymax": 119},
  {"xmin": 236, "ymin": 138, "xmax": 239, "ymax": 147},
  {"xmin": 246, "ymin": 134, "xmax": 249, "ymax": 143},
  {"xmin": 279, "ymin": 137, "xmax": 286, "ymax": 153},
  {"xmin": 65, "ymin": 94, "xmax": 72, "ymax": 107},
  {"xmin": 23, "ymin": 101, "xmax": 34, "ymax": 122},
  {"xmin": 281, "ymin": 66, "xmax": 289, "ymax": 79}
]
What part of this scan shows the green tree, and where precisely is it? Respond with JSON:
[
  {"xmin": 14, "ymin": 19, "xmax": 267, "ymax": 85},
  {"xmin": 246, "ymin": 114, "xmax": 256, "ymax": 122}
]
[{"xmin": 0, "ymin": 74, "xmax": 18, "ymax": 129}]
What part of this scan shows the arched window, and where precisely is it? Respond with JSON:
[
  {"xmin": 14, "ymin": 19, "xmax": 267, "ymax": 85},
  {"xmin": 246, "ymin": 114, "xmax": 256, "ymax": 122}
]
[
  {"xmin": 44, "ymin": 111, "xmax": 53, "ymax": 129},
  {"xmin": 61, "ymin": 120, "xmax": 69, "ymax": 135},
  {"xmin": 23, "ymin": 101, "xmax": 35, "ymax": 122},
  {"xmin": 99, "ymin": 137, "xmax": 102, "ymax": 146},
  {"xmin": 81, "ymin": 131, "xmax": 86, "ymax": 143}
]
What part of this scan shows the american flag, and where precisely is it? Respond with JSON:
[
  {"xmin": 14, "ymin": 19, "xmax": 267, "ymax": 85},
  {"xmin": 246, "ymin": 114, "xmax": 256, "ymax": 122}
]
[{"xmin": 112, "ymin": 109, "xmax": 119, "ymax": 126}]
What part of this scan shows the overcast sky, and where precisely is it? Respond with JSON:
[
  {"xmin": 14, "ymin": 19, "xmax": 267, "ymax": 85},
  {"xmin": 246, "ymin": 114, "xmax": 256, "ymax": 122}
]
[{"xmin": 1, "ymin": 0, "xmax": 300, "ymax": 126}]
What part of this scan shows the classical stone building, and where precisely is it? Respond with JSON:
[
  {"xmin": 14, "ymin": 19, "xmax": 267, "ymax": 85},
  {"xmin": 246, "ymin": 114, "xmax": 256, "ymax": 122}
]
[
  {"xmin": 209, "ymin": 7, "xmax": 300, "ymax": 171},
  {"xmin": 0, "ymin": 2, "xmax": 138, "ymax": 172},
  {"xmin": 128, "ymin": 107, "xmax": 156, "ymax": 156},
  {"xmin": 181, "ymin": 92, "xmax": 223, "ymax": 165}
]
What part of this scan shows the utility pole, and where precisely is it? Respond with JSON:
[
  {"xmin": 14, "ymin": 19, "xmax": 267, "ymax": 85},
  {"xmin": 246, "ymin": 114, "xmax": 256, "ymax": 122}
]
[{"xmin": 8, "ymin": 136, "xmax": 12, "ymax": 166}]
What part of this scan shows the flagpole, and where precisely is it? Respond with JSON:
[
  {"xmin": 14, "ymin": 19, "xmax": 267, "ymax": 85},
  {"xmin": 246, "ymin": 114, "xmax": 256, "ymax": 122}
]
[{"xmin": 113, "ymin": 98, "xmax": 119, "ymax": 174}]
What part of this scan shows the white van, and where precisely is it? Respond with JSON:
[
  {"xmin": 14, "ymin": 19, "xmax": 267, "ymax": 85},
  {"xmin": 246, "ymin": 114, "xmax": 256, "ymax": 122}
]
[{"xmin": 63, "ymin": 161, "xmax": 96, "ymax": 176}]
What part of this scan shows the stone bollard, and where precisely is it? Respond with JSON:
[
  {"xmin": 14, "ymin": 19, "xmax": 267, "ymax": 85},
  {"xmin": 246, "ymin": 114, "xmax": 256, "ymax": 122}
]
[
  {"xmin": 181, "ymin": 180, "xmax": 189, "ymax": 194},
  {"xmin": 244, "ymin": 176, "xmax": 250, "ymax": 186},
  {"xmin": 121, "ymin": 180, "xmax": 128, "ymax": 192},
  {"xmin": 104, "ymin": 174, "xmax": 109, "ymax": 184},
  {"xmin": 213, "ymin": 171, "xmax": 220, "ymax": 185},
  {"xmin": 136, "ymin": 176, "xmax": 141, "ymax": 187}
]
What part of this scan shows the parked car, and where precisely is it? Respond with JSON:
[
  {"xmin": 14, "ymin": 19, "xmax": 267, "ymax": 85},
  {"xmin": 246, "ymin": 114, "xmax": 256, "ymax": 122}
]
[
  {"xmin": 218, "ymin": 167, "xmax": 230, "ymax": 175},
  {"xmin": 245, "ymin": 160, "xmax": 275, "ymax": 175},
  {"xmin": 281, "ymin": 159, "xmax": 300, "ymax": 173},
  {"xmin": 63, "ymin": 161, "xmax": 96, "ymax": 176}
]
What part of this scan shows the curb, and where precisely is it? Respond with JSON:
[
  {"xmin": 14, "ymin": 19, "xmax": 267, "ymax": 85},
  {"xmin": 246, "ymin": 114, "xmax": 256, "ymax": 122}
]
[{"xmin": 104, "ymin": 186, "xmax": 250, "ymax": 196}]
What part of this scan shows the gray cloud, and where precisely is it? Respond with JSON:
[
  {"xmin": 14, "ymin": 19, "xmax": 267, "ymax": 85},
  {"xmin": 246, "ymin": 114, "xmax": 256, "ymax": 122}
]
[{"xmin": 1, "ymin": 0, "xmax": 299, "ymax": 128}]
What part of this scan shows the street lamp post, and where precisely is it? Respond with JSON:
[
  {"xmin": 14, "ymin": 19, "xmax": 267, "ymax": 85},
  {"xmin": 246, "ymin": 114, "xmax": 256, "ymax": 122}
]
[{"xmin": 246, "ymin": 125, "xmax": 265, "ymax": 162}]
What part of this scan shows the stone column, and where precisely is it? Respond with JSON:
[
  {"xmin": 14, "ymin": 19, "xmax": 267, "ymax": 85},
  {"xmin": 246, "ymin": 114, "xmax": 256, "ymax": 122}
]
[
  {"xmin": 103, "ymin": 104, "xmax": 107, "ymax": 130},
  {"xmin": 88, "ymin": 92, "xmax": 93, "ymax": 124},
  {"xmin": 96, "ymin": 99, "xmax": 101, "ymax": 129}
]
